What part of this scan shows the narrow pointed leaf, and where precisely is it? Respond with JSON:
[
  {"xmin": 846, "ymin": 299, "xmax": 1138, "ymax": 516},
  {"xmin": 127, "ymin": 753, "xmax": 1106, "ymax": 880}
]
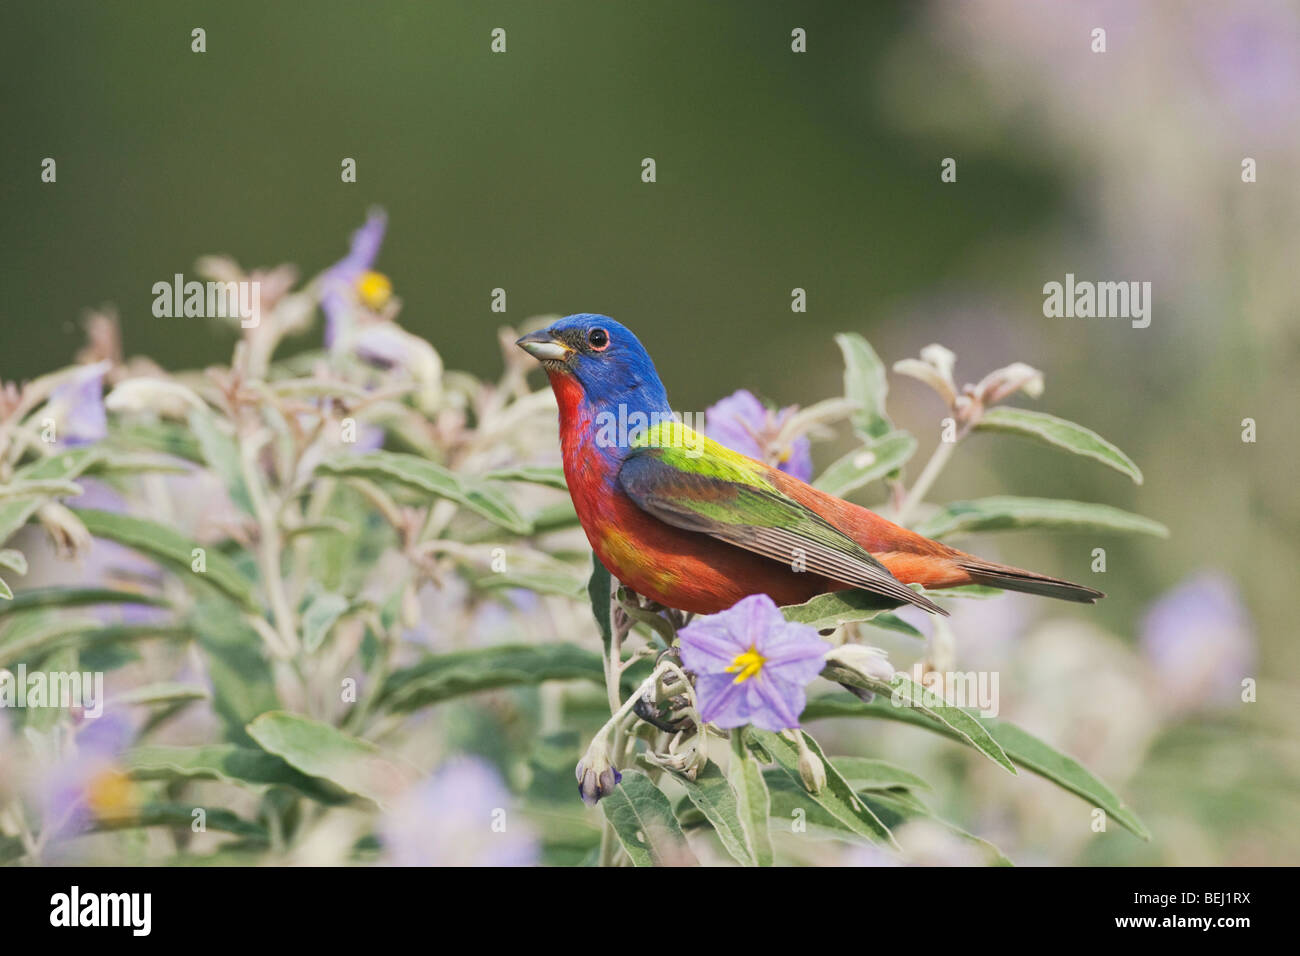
[
  {"xmin": 317, "ymin": 451, "xmax": 532, "ymax": 534},
  {"xmin": 976, "ymin": 407, "xmax": 1143, "ymax": 484},
  {"xmin": 672, "ymin": 761, "xmax": 754, "ymax": 866},
  {"xmin": 913, "ymin": 496, "xmax": 1168, "ymax": 540},
  {"xmin": 729, "ymin": 732, "xmax": 774, "ymax": 865},
  {"xmin": 74, "ymin": 508, "xmax": 258, "ymax": 610},
  {"xmin": 801, "ymin": 692, "xmax": 1150, "ymax": 839}
]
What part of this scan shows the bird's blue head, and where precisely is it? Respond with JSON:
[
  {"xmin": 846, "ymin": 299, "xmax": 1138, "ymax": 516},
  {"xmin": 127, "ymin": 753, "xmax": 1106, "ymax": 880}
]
[{"xmin": 515, "ymin": 314, "xmax": 671, "ymax": 416}]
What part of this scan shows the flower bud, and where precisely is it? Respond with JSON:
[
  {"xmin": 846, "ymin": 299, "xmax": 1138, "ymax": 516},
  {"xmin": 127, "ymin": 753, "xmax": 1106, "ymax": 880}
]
[
  {"xmin": 797, "ymin": 747, "xmax": 827, "ymax": 794},
  {"xmin": 36, "ymin": 502, "xmax": 92, "ymax": 559},
  {"xmin": 575, "ymin": 750, "xmax": 623, "ymax": 807},
  {"xmin": 825, "ymin": 643, "xmax": 896, "ymax": 682}
]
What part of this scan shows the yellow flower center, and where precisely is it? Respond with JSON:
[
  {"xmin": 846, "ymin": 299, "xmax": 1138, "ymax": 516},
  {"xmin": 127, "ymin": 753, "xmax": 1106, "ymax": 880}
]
[
  {"xmin": 356, "ymin": 270, "xmax": 393, "ymax": 311},
  {"xmin": 85, "ymin": 768, "xmax": 134, "ymax": 820},
  {"xmin": 726, "ymin": 646, "xmax": 767, "ymax": 684}
]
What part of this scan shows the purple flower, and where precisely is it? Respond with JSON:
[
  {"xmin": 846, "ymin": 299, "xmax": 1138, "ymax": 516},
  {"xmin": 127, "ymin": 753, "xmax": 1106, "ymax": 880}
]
[
  {"xmin": 678, "ymin": 594, "xmax": 829, "ymax": 731},
  {"xmin": 37, "ymin": 711, "xmax": 137, "ymax": 841},
  {"xmin": 1140, "ymin": 571, "xmax": 1256, "ymax": 716},
  {"xmin": 380, "ymin": 757, "xmax": 539, "ymax": 866},
  {"xmin": 48, "ymin": 362, "xmax": 109, "ymax": 446},
  {"xmin": 705, "ymin": 389, "xmax": 813, "ymax": 481},
  {"xmin": 322, "ymin": 209, "xmax": 388, "ymax": 347}
]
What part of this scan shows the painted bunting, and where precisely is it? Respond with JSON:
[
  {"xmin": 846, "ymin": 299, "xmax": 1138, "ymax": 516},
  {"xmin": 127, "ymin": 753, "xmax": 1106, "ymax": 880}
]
[{"xmin": 517, "ymin": 314, "xmax": 1103, "ymax": 616}]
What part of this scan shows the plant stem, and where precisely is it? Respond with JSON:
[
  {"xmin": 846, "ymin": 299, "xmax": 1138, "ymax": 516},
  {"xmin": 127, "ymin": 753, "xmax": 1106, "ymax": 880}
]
[{"xmin": 895, "ymin": 436, "xmax": 957, "ymax": 526}]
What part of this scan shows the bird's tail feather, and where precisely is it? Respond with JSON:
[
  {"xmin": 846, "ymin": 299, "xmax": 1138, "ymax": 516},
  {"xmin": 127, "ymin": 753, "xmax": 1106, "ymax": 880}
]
[{"xmin": 958, "ymin": 560, "xmax": 1105, "ymax": 604}]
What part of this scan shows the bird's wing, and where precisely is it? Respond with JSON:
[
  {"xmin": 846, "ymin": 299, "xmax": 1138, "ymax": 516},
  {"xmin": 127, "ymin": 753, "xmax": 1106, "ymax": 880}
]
[{"xmin": 617, "ymin": 422, "xmax": 946, "ymax": 615}]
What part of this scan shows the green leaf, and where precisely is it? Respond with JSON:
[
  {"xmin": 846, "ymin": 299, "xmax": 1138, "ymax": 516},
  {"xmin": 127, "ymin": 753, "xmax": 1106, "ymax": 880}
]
[
  {"xmin": 729, "ymin": 732, "xmax": 774, "ymax": 865},
  {"xmin": 117, "ymin": 682, "xmax": 209, "ymax": 707},
  {"xmin": 782, "ymin": 590, "xmax": 897, "ymax": 630},
  {"xmin": 801, "ymin": 692, "xmax": 1150, "ymax": 839},
  {"xmin": 748, "ymin": 728, "xmax": 896, "ymax": 847},
  {"xmin": 976, "ymin": 407, "xmax": 1143, "ymax": 484},
  {"xmin": 0, "ymin": 618, "xmax": 188, "ymax": 669},
  {"xmin": 834, "ymin": 333, "xmax": 892, "ymax": 439},
  {"xmin": 0, "ymin": 447, "xmax": 100, "ymax": 544},
  {"xmin": 379, "ymin": 643, "xmax": 604, "ymax": 713},
  {"xmin": 194, "ymin": 605, "xmax": 280, "ymax": 744},
  {"xmin": 482, "ymin": 466, "xmax": 569, "ymax": 490},
  {"xmin": 124, "ymin": 743, "xmax": 349, "ymax": 805},
  {"xmin": 0, "ymin": 586, "xmax": 170, "ymax": 618},
  {"xmin": 814, "ymin": 431, "xmax": 917, "ymax": 497},
  {"xmin": 477, "ymin": 571, "xmax": 584, "ymax": 600},
  {"xmin": 672, "ymin": 761, "xmax": 754, "ymax": 866},
  {"xmin": 0, "ymin": 577, "xmax": 10, "ymax": 600},
  {"xmin": 823, "ymin": 669, "xmax": 1016, "ymax": 775},
  {"xmin": 317, "ymin": 451, "xmax": 532, "ymax": 535},
  {"xmin": 301, "ymin": 591, "xmax": 349, "ymax": 653},
  {"xmin": 94, "ymin": 803, "xmax": 268, "ymax": 842},
  {"xmin": 187, "ymin": 407, "xmax": 255, "ymax": 513},
  {"xmin": 246, "ymin": 711, "xmax": 420, "ymax": 808},
  {"xmin": 860, "ymin": 789, "xmax": 1012, "ymax": 865},
  {"xmin": 74, "ymin": 508, "xmax": 258, "ymax": 610},
  {"xmin": 831, "ymin": 757, "xmax": 933, "ymax": 792},
  {"xmin": 0, "ymin": 549, "xmax": 28, "ymax": 576},
  {"xmin": 863, "ymin": 612, "xmax": 924, "ymax": 639},
  {"xmin": 587, "ymin": 554, "xmax": 613, "ymax": 655},
  {"xmin": 913, "ymin": 496, "xmax": 1169, "ymax": 540},
  {"xmin": 601, "ymin": 770, "xmax": 699, "ymax": 866}
]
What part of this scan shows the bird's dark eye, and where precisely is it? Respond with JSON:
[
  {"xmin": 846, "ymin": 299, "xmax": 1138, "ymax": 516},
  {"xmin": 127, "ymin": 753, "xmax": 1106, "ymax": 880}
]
[{"xmin": 587, "ymin": 327, "xmax": 610, "ymax": 351}]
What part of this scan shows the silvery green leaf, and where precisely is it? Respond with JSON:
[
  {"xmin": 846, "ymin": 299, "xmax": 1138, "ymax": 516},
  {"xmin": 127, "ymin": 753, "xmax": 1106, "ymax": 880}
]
[
  {"xmin": 801, "ymin": 693, "xmax": 1150, "ymax": 840},
  {"xmin": 73, "ymin": 508, "xmax": 258, "ymax": 610},
  {"xmin": 0, "ymin": 549, "xmax": 25, "ymax": 576},
  {"xmin": 782, "ymin": 590, "xmax": 897, "ymax": 630},
  {"xmin": 301, "ymin": 591, "xmax": 349, "ymax": 653},
  {"xmin": 0, "ymin": 447, "xmax": 100, "ymax": 545},
  {"xmin": 975, "ymin": 406, "xmax": 1142, "ymax": 483},
  {"xmin": 482, "ymin": 466, "xmax": 569, "ymax": 490},
  {"xmin": 673, "ymin": 761, "xmax": 755, "ymax": 866},
  {"xmin": 317, "ymin": 451, "xmax": 532, "ymax": 535},
  {"xmin": 913, "ymin": 496, "xmax": 1168, "ymax": 540},
  {"xmin": 379, "ymin": 643, "xmax": 604, "ymax": 712},
  {"xmin": 477, "ymin": 571, "xmax": 584, "ymax": 601},
  {"xmin": 246, "ymin": 711, "xmax": 420, "ymax": 809},
  {"xmin": 125, "ymin": 743, "xmax": 348, "ymax": 805},
  {"xmin": 729, "ymin": 733, "xmax": 774, "ymax": 866},
  {"xmin": 814, "ymin": 430, "xmax": 917, "ymax": 496},
  {"xmin": 600, "ymin": 770, "xmax": 699, "ymax": 866},
  {"xmin": 834, "ymin": 333, "xmax": 892, "ymax": 439},
  {"xmin": 748, "ymin": 728, "xmax": 896, "ymax": 847}
]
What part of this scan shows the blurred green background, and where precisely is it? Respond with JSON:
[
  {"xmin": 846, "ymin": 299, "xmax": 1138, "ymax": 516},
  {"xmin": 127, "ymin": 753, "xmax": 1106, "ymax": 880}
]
[{"xmin": 3, "ymin": 1, "xmax": 1296, "ymax": 863}]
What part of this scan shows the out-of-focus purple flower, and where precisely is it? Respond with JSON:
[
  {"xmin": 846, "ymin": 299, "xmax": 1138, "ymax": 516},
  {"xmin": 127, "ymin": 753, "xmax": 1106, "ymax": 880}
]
[
  {"xmin": 322, "ymin": 209, "xmax": 388, "ymax": 347},
  {"xmin": 47, "ymin": 362, "xmax": 110, "ymax": 446},
  {"xmin": 679, "ymin": 594, "xmax": 828, "ymax": 731},
  {"xmin": 37, "ymin": 711, "xmax": 137, "ymax": 840},
  {"xmin": 705, "ymin": 389, "xmax": 812, "ymax": 481},
  {"xmin": 380, "ymin": 757, "xmax": 539, "ymax": 866},
  {"xmin": 1198, "ymin": 1, "xmax": 1300, "ymax": 137},
  {"xmin": 1140, "ymin": 571, "xmax": 1256, "ymax": 716}
]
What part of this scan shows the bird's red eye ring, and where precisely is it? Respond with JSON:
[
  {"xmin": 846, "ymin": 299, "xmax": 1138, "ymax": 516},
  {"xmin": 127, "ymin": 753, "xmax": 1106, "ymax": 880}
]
[{"xmin": 587, "ymin": 327, "xmax": 610, "ymax": 351}]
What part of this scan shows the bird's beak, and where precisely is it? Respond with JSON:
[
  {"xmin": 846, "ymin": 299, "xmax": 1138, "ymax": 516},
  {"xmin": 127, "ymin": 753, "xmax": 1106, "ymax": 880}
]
[{"xmin": 515, "ymin": 329, "xmax": 572, "ymax": 362}]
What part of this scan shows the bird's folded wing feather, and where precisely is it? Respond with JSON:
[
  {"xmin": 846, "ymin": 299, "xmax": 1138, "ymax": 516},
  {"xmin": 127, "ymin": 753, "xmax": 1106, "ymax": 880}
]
[{"xmin": 617, "ymin": 426, "xmax": 945, "ymax": 615}]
